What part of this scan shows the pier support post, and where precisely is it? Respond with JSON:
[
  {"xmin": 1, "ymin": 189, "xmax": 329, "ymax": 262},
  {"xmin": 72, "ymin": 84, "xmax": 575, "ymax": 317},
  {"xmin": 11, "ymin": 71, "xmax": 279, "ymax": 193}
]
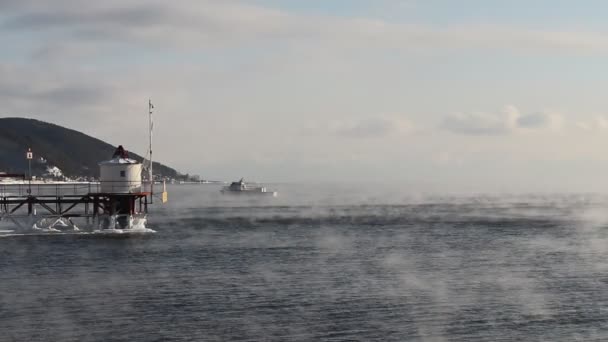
[{"xmin": 27, "ymin": 197, "xmax": 33, "ymax": 216}]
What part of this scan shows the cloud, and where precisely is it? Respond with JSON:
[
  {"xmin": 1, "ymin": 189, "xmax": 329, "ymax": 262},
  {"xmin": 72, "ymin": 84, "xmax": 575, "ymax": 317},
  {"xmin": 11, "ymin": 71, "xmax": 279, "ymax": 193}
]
[
  {"xmin": 4, "ymin": 0, "xmax": 608, "ymax": 55},
  {"xmin": 575, "ymin": 116, "xmax": 608, "ymax": 131},
  {"xmin": 441, "ymin": 106, "xmax": 563, "ymax": 135},
  {"xmin": 440, "ymin": 106, "xmax": 518, "ymax": 135},
  {"xmin": 516, "ymin": 112, "xmax": 550, "ymax": 128},
  {"xmin": 334, "ymin": 117, "xmax": 411, "ymax": 138},
  {"xmin": 517, "ymin": 111, "xmax": 564, "ymax": 131},
  {"xmin": 0, "ymin": 1, "xmax": 299, "ymax": 49},
  {"xmin": 0, "ymin": 64, "xmax": 118, "ymax": 112},
  {"xmin": 299, "ymin": 117, "xmax": 412, "ymax": 139}
]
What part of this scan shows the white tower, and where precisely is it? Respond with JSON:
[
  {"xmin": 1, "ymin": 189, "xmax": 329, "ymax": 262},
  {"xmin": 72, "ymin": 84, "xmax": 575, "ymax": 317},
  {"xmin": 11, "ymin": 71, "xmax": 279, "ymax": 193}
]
[{"xmin": 99, "ymin": 158, "xmax": 142, "ymax": 193}]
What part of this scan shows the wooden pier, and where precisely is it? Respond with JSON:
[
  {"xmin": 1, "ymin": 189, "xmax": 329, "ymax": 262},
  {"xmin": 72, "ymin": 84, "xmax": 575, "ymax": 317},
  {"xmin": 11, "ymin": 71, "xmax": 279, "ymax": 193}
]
[{"xmin": 0, "ymin": 181, "xmax": 158, "ymax": 231}]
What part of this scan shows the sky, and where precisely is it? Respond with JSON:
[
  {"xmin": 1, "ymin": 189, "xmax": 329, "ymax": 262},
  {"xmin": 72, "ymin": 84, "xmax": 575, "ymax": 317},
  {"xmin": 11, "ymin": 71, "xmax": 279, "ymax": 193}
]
[{"xmin": 2, "ymin": 0, "xmax": 608, "ymax": 191}]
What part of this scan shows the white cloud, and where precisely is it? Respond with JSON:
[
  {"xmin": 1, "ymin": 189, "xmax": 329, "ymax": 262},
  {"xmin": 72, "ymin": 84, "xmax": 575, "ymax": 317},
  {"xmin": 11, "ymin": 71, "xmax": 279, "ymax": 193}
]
[
  {"xmin": 517, "ymin": 111, "xmax": 564, "ymax": 131},
  {"xmin": 441, "ymin": 106, "xmax": 563, "ymax": 135},
  {"xmin": 4, "ymin": 1, "xmax": 608, "ymax": 56},
  {"xmin": 516, "ymin": 112, "xmax": 550, "ymax": 128},
  {"xmin": 333, "ymin": 117, "xmax": 412, "ymax": 138},
  {"xmin": 576, "ymin": 116, "xmax": 608, "ymax": 131},
  {"xmin": 300, "ymin": 116, "xmax": 413, "ymax": 139},
  {"xmin": 440, "ymin": 106, "xmax": 518, "ymax": 135}
]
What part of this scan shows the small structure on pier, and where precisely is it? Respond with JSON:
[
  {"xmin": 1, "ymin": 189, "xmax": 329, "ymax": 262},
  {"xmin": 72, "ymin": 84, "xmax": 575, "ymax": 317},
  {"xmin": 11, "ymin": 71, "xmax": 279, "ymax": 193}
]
[
  {"xmin": 0, "ymin": 145, "xmax": 167, "ymax": 233},
  {"xmin": 99, "ymin": 149, "xmax": 143, "ymax": 194}
]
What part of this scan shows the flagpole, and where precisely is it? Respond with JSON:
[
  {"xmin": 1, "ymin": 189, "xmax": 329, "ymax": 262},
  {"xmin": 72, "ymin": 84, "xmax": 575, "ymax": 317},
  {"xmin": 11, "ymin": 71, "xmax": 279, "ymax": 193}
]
[{"xmin": 149, "ymin": 99, "xmax": 154, "ymax": 202}]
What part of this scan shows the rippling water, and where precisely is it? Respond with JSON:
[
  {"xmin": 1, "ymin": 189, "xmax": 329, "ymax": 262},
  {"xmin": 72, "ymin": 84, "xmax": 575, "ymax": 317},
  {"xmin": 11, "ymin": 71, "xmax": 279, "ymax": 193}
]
[{"xmin": 3, "ymin": 184, "xmax": 608, "ymax": 341}]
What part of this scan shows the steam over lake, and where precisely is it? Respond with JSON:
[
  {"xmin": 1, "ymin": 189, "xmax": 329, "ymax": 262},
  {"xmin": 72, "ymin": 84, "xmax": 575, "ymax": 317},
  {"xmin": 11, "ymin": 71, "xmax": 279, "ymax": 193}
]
[{"xmin": 3, "ymin": 184, "xmax": 608, "ymax": 341}]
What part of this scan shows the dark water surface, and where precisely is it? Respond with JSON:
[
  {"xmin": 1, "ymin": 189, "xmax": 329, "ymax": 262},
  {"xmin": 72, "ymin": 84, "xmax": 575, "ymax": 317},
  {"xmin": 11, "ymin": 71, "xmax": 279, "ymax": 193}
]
[{"xmin": 3, "ymin": 185, "xmax": 608, "ymax": 341}]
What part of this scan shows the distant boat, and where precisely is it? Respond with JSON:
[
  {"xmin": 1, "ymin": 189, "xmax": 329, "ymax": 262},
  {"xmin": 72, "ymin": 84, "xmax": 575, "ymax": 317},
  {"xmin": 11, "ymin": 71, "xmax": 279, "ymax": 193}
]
[{"xmin": 220, "ymin": 178, "xmax": 277, "ymax": 197}]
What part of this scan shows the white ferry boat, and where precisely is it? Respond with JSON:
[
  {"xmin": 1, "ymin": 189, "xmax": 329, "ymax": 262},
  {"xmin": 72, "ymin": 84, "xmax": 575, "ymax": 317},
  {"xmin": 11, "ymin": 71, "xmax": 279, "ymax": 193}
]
[{"xmin": 220, "ymin": 179, "xmax": 277, "ymax": 197}]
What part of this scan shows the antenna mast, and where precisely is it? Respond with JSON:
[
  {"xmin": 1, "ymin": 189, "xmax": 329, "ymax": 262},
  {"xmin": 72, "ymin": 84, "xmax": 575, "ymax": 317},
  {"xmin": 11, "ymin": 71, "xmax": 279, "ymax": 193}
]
[{"xmin": 149, "ymin": 99, "xmax": 154, "ymax": 202}]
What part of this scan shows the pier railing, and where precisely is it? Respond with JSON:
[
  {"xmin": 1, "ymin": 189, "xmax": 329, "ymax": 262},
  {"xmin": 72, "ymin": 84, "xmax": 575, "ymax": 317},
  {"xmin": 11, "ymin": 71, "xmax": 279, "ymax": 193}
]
[{"xmin": 0, "ymin": 181, "xmax": 153, "ymax": 197}]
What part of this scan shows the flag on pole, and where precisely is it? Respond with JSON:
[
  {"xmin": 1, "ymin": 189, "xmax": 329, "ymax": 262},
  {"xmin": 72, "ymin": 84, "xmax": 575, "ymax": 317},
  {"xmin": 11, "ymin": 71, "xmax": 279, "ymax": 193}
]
[{"xmin": 149, "ymin": 99, "xmax": 154, "ymax": 132}]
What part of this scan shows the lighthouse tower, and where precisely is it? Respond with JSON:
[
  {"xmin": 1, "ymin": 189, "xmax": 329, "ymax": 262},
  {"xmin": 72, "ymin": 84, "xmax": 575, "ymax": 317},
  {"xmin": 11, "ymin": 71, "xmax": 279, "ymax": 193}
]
[
  {"xmin": 99, "ymin": 156, "xmax": 142, "ymax": 194},
  {"xmin": 99, "ymin": 145, "xmax": 142, "ymax": 194},
  {"xmin": 96, "ymin": 145, "xmax": 147, "ymax": 229}
]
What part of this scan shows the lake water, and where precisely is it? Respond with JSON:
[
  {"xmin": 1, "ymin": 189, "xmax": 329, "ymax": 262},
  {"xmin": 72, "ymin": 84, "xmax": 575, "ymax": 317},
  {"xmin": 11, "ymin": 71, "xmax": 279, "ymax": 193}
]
[{"xmin": 2, "ymin": 184, "xmax": 608, "ymax": 341}]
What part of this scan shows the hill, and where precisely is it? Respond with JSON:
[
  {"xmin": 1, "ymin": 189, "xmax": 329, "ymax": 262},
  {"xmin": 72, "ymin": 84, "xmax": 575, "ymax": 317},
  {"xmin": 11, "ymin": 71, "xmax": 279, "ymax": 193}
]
[{"xmin": 0, "ymin": 117, "xmax": 180, "ymax": 179}]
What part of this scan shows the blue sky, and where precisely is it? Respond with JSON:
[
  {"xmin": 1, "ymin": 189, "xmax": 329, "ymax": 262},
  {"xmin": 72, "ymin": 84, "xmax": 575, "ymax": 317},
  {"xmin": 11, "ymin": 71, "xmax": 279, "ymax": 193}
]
[{"xmin": 2, "ymin": 0, "xmax": 608, "ymax": 191}]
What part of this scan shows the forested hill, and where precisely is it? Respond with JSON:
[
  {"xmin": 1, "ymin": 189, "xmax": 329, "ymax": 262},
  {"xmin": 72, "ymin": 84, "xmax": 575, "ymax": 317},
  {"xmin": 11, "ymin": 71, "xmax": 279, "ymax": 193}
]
[{"xmin": 0, "ymin": 117, "xmax": 180, "ymax": 179}]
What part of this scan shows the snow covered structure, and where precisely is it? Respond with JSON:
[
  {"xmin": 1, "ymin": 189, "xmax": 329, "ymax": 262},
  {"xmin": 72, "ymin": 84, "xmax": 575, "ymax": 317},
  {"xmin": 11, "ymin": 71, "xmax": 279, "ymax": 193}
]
[{"xmin": 99, "ymin": 158, "xmax": 142, "ymax": 193}]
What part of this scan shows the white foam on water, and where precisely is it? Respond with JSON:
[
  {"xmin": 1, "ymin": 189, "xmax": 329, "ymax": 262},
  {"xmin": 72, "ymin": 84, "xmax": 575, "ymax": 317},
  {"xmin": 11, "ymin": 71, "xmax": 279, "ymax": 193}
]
[
  {"xmin": 0, "ymin": 232, "xmax": 74, "ymax": 238},
  {"xmin": 93, "ymin": 216, "xmax": 156, "ymax": 235},
  {"xmin": 31, "ymin": 224, "xmax": 61, "ymax": 232},
  {"xmin": 0, "ymin": 225, "xmax": 156, "ymax": 238},
  {"xmin": 91, "ymin": 227, "xmax": 157, "ymax": 236}
]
